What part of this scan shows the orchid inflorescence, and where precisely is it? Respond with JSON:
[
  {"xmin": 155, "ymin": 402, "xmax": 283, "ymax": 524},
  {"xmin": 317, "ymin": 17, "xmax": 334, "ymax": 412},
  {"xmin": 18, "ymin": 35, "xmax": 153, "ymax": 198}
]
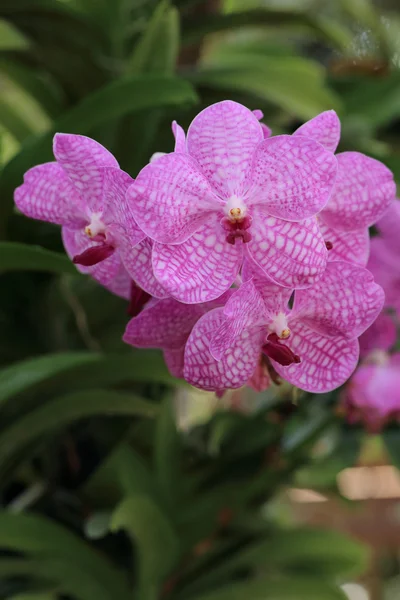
[{"xmin": 15, "ymin": 101, "xmax": 396, "ymax": 395}]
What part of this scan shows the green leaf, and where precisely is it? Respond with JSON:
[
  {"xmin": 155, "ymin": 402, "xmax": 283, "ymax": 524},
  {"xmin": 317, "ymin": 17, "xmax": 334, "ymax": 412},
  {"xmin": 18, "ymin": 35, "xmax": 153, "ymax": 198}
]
[
  {"xmin": 0, "ymin": 19, "xmax": 29, "ymax": 50},
  {"xmin": 191, "ymin": 577, "xmax": 347, "ymax": 600},
  {"xmin": 383, "ymin": 428, "xmax": 400, "ymax": 470},
  {"xmin": 0, "ymin": 97, "xmax": 36, "ymax": 142},
  {"xmin": 155, "ymin": 393, "xmax": 181, "ymax": 509},
  {"xmin": 128, "ymin": 0, "xmax": 180, "ymax": 74},
  {"xmin": 0, "ymin": 389, "xmax": 158, "ymax": 472},
  {"xmin": 0, "ymin": 512, "xmax": 131, "ymax": 600},
  {"xmin": 194, "ymin": 53, "xmax": 340, "ymax": 120},
  {"xmin": 0, "ymin": 75, "xmax": 198, "ymax": 232},
  {"xmin": 0, "ymin": 243, "xmax": 77, "ymax": 274},
  {"xmin": 111, "ymin": 494, "xmax": 180, "ymax": 598}
]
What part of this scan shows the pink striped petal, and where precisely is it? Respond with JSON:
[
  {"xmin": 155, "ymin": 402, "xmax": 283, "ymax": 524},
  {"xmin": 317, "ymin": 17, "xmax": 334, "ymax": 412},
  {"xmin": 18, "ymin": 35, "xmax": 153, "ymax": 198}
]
[
  {"xmin": 253, "ymin": 110, "xmax": 272, "ymax": 138},
  {"xmin": 368, "ymin": 238, "xmax": 400, "ymax": 313},
  {"xmin": 187, "ymin": 100, "xmax": 263, "ymax": 198},
  {"xmin": 247, "ymin": 135, "xmax": 337, "ymax": 220},
  {"xmin": 294, "ymin": 110, "xmax": 341, "ymax": 153},
  {"xmin": 124, "ymin": 298, "xmax": 204, "ymax": 350},
  {"xmin": 172, "ymin": 121, "xmax": 186, "ymax": 153},
  {"xmin": 210, "ymin": 279, "xmax": 266, "ymax": 360},
  {"xmin": 359, "ymin": 312, "xmax": 397, "ymax": 358},
  {"xmin": 14, "ymin": 163, "xmax": 86, "ymax": 228},
  {"xmin": 53, "ymin": 134, "xmax": 118, "ymax": 213},
  {"xmin": 105, "ymin": 265, "xmax": 131, "ymax": 299},
  {"xmin": 119, "ymin": 238, "xmax": 169, "ymax": 298},
  {"xmin": 247, "ymin": 212, "xmax": 328, "ymax": 289},
  {"xmin": 152, "ymin": 218, "xmax": 243, "ymax": 303},
  {"xmin": 242, "ymin": 258, "xmax": 293, "ymax": 315},
  {"xmin": 292, "ymin": 261, "xmax": 385, "ymax": 339},
  {"xmin": 62, "ymin": 227, "xmax": 121, "ymax": 287},
  {"xmin": 164, "ymin": 348, "xmax": 185, "ymax": 378},
  {"xmin": 318, "ymin": 218, "xmax": 370, "ymax": 266},
  {"xmin": 321, "ymin": 152, "xmax": 395, "ymax": 231},
  {"xmin": 184, "ymin": 308, "xmax": 263, "ymax": 391},
  {"xmin": 273, "ymin": 322, "xmax": 360, "ymax": 393},
  {"xmin": 377, "ymin": 199, "xmax": 400, "ymax": 251},
  {"xmin": 129, "ymin": 153, "xmax": 220, "ymax": 244}
]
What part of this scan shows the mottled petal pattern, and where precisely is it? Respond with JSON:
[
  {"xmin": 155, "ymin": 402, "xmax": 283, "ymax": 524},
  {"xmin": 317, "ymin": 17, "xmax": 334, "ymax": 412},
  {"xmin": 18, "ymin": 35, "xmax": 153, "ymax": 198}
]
[
  {"xmin": 294, "ymin": 110, "xmax": 341, "ymax": 153},
  {"xmin": 53, "ymin": 134, "xmax": 118, "ymax": 212},
  {"xmin": 321, "ymin": 152, "xmax": 395, "ymax": 231},
  {"xmin": 187, "ymin": 100, "xmax": 263, "ymax": 198},
  {"xmin": 376, "ymin": 198, "xmax": 400, "ymax": 252},
  {"xmin": 292, "ymin": 261, "xmax": 385, "ymax": 339},
  {"xmin": 119, "ymin": 238, "xmax": 169, "ymax": 298},
  {"xmin": 184, "ymin": 308, "xmax": 263, "ymax": 391},
  {"xmin": 14, "ymin": 163, "xmax": 86, "ymax": 228},
  {"xmin": 152, "ymin": 218, "xmax": 243, "ymax": 302},
  {"xmin": 242, "ymin": 258, "xmax": 293, "ymax": 315},
  {"xmin": 318, "ymin": 218, "xmax": 370, "ymax": 266},
  {"xmin": 274, "ymin": 322, "xmax": 360, "ymax": 393},
  {"xmin": 247, "ymin": 212, "xmax": 327, "ymax": 288},
  {"xmin": 124, "ymin": 298, "xmax": 204, "ymax": 350},
  {"xmin": 247, "ymin": 135, "xmax": 337, "ymax": 220},
  {"xmin": 129, "ymin": 154, "xmax": 219, "ymax": 244},
  {"xmin": 172, "ymin": 121, "xmax": 186, "ymax": 153}
]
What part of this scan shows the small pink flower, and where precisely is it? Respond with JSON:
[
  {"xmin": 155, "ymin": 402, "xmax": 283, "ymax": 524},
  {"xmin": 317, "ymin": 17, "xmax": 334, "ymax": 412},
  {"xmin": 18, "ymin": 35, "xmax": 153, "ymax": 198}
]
[
  {"xmin": 294, "ymin": 111, "xmax": 395, "ymax": 266},
  {"xmin": 14, "ymin": 133, "xmax": 169, "ymax": 300},
  {"xmin": 184, "ymin": 261, "xmax": 384, "ymax": 393},
  {"xmin": 344, "ymin": 352, "xmax": 400, "ymax": 432},
  {"xmin": 127, "ymin": 101, "xmax": 337, "ymax": 302}
]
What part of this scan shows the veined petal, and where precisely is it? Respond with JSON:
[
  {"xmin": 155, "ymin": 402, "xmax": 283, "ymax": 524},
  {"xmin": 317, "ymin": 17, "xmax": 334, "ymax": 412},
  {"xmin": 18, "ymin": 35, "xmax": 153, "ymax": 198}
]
[
  {"xmin": 164, "ymin": 348, "xmax": 185, "ymax": 378},
  {"xmin": 120, "ymin": 238, "xmax": 169, "ymax": 298},
  {"xmin": 152, "ymin": 217, "xmax": 243, "ymax": 303},
  {"xmin": 184, "ymin": 308, "xmax": 263, "ymax": 391},
  {"xmin": 247, "ymin": 361, "xmax": 271, "ymax": 392},
  {"xmin": 359, "ymin": 312, "xmax": 397, "ymax": 358},
  {"xmin": 187, "ymin": 100, "xmax": 263, "ymax": 198},
  {"xmin": 321, "ymin": 152, "xmax": 395, "ymax": 231},
  {"xmin": 247, "ymin": 212, "xmax": 328, "ymax": 289},
  {"xmin": 368, "ymin": 238, "xmax": 400, "ymax": 313},
  {"xmin": 318, "ymin": 218, "xmax": 370, "ymax": 267},
  {"xmin": 293, "ymin": 110, "xmax": 341, "ymax": 153},
  {"xmin": 128, "ymin": 153, "xmax": 220, "ymax": 244},
  {"xmin": 377, "ymin": 198, "xmax": 400, "ymax": 251},
  {"xmin": 172, "ymin": 121, "xmax": 186, "ymax": 153},
  {"xmin": 123, "ymin": 298, "xmax": 204, "ymax": 350},
  {"xmin": 210, "ymin": 279, "xmax": 266, "ymax": 360},
  {"xmin": 62, "ymin": 227, "xmax": 121, "ymax": 287},
  {"xmin": 242, "ymin": 258, "xmax": 293, "ymax": 315},
  {"xmin": 14, "ymin": 163, "xmax": 86, "ymax": 228},
  {"xmin": 53, "ymin": 134, "xmax": 119, "ymax": 212},
  {"xmin": 246, "ymin": 135, "xmax": 337, "ymax": 220},
  {"xmin": 253, "ymin": 109, "xmax": 272, "ymax": 138},
  {"xmin": 105, "ymin": 264, "xmax": 131, "ymax": 299},
  {"xmin": 273, "ymin": 322, "xmax": 359, "ymax": 393},
  {"xmin": 292, "ymin": 261, "xmax": 385, "ymax": 339}
]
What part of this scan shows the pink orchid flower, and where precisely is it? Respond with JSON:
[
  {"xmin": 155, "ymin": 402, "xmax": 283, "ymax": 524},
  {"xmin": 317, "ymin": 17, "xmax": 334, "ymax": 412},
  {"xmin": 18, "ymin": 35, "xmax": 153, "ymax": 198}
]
[
  {"xmin": 127, "ymin": 100, "xmax": 338, "ymax": 303},
  {"xmin": 344, "ymin": 352, "xmax": 400, "ymax": 432},
  {"xmin": 359, "ymin": 312, "xmax": 397, "ymax": 358},
  {"xmin": 184, "ymin": 261, "xmax": 384, "ymax": 393},
  {"xmin": 14, "ymin": 133, "xmax": 169, "ymax": 300},
  {"xmin": 123, "ymin": 293, "xmax": 271, "ymax": 393},
  {"xmin": 293, "ymin": 111, "xmax": 395, "ymax": 267}
]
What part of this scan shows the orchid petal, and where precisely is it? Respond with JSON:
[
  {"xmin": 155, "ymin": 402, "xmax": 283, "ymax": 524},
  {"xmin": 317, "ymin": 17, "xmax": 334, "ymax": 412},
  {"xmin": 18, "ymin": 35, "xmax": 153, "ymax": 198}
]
[
  {"xmin": 273, "ymin": 322, "xmax": 359, "ymax": 393},
  {"xmin": 247, "ymin": 212, "xmax": 328, "ymax": 288},
  {"xmin": 318, "ymin": 218, "xmax": 370, "ymax": 266},
  {"xmin": 293, "ymin": 110, "xmax": 341, "ymax": 153},
  {"xmin": 128, "ymin": 153, "xmax": 219, "ymax": 244},
  {"xmin": 118, "ymin": 238, "xmax": 169, "ymax": 298},
  {"xmin": 246, "ymin": 135, "xmax": 337, "ymax": 220},
  {"xmin": 53, "ymin": 133, "xmax": 118, "ymax": 212},
  {"xmin": 321, "ymin": 152, "xmax": 395, "ymax": 231},
  {"xmin": 187, "ymin": 100, "xmax": 263, "ymax": 198},
  {"xmin": 164, "ymin": 348, "xmax": 185, "ymax": 378},
  {"xmin": 242, "ymin": 258, "xmax": 293, "ymax": 315},
  {"xmin": 14, "ymin": 163, "xmax": 86, "ymax": 228},
  {"xmin": 184, "ymin": 308, "xmax": 263, "ymax": 391},
  {"xmin": 376, "ymin": 198, "xmax": 400, "ymax": 251},
  {"xmin": 172, "ymin": 120, "xmax": 186, "ymax": 153},
  {"xmin": 359, "ymin": 312, "xmax": 397, "ymax": 358},
  {"xmin": 292, "ymin": 261, "xmax": 385, "ymax": 339},
  {"xmin": 152, "ymin": 217, "xmax": 243, "ymax": 303}
]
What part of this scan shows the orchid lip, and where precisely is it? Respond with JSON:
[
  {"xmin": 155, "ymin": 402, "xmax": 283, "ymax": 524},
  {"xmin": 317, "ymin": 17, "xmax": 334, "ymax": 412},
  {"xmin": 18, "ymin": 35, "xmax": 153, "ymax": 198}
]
[
  {"xmin": 262, "ymin": 333, "xmax": 301, "ymax": 367},
  {"xmin": 73, "ymin": 242, "xmax": 115, "ymax": 266}
]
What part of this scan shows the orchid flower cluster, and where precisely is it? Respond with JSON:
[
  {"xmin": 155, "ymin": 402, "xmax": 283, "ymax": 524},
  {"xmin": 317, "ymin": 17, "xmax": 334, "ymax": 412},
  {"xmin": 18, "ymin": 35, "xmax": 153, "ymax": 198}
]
[
  {"xmin": 15, "ymin": 101, "xmax": 395, "ymax": 395},
  {"xmin": 343, "ymin": 200, "xmax": 400, "ymax": 431}
]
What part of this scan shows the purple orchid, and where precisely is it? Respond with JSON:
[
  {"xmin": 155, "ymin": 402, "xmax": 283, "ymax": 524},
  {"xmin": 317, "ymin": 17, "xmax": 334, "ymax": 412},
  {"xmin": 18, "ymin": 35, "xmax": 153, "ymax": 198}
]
[
  {"xmin": 14, "ymin": 133, "xmax": 170, "ymax": 301},
  {"xmin": 184, "ymin": 261, "xmax": 384, "ymax": 393},
  {"xmin": 127, "ymin": 100, "xmax": 338, "ymax": 303},
  {"xmin": 359, "ymin": 312, "xmax": 397, "ymax": 358},
  {"xmin": 343, "ymin": 352, "xmax": 400, "ymax": 432},
  {"xmin": 293, "ymin": 111, "xmax": 395, "ymax": 267}
]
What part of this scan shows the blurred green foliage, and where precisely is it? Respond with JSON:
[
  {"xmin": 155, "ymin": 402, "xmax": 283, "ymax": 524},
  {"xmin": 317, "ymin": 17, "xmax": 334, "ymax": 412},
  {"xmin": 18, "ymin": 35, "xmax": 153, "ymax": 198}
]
[{"xmin": 1, "ymin": 0, "xmax": 400, "ymax": 598}]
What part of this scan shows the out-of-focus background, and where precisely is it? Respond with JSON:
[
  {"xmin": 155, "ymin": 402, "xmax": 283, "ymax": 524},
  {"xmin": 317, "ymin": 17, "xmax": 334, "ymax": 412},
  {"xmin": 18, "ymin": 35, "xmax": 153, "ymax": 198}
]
[{"xmin": 1, "ymin": 1, "xmax": 400, "ymax": 599}]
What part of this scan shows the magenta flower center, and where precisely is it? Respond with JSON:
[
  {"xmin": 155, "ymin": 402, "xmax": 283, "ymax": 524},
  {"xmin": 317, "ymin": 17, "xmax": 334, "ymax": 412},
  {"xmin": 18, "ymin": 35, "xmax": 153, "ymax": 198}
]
[
  {"xmin": 262, "ymin": 333, "xmax": 301, "ymax": 367},
  {"xmin": 221, "ymin": 195, "xmax": 252, "ymax": 245}
]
